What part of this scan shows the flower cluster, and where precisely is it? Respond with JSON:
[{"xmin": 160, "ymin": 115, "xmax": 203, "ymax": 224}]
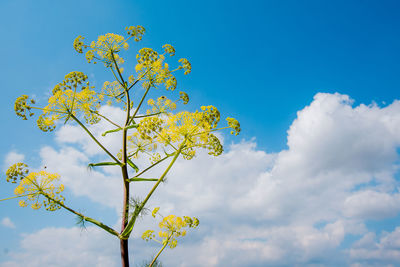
[
  {"xmin": 147, "ymin": 96, "xmax": 177, "ymax": 114},
  {"xmin": 6, "ymin": 163, "xmax": 28, "ymax": 183},
  {"xmin": 14, "ymin": 72, "xmax": 102, "ymax": 132},
  {"xmin": 73, "ymin": 35, "xmax": 85, "ymax": 53},
  {"xmin": 14, "ymin": 95, "xmax": 35, "ymax": 120},
  {"xmin": 101, "ymin": 81, "xmax": 123, "ymax": 105},
  {"xmin": 178, "ymin": 58, "xmax": 192, "ymax": 75},
  {"xmin": 126, "ymin": 25, "xmax": 146, "ymax": 41},
  {"xmin": 74, "ymin": 31, "xmax": 130, "ymax": 67},
  {"xmin": 226, "ymin": 117, "xmax": 241, "ymax": 135},
  {"xmin": 142, "ymin": 208, "xmax": 199, "ymax": 249},
  {"xmin": 135, "ymin": 48, "xmax": 179, "ymax": 90},
  {"xmin": 38, "ymin": 71, "xmax": 101, "ymax": 131},
  {"xmin": 136, "ymin": 105, "xmax": 234, "ymax": 159},
  {"xmin": 5, "ymin": 164, "xmax": 65, "ymax": 211},
  {"xmin": 137, "ymin": 117, "xmax": 164, "ymax": 140},
  {"xmin": 204, "ymin": 134, "xmax": 224, "ymax": 156},
  {"xmin": 127, "ymin": 132, "xmax": 158, "ymax": 159},
  {"xmin": 179, "ymin": 91, "xmax": 189, "ymax": 105},
  {"xmin": 162, "ymin": 44, "xmax": 175, "ymax": 56}
]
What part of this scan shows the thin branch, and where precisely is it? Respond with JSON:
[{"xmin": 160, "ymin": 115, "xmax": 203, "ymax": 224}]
[
  {"xmin": 149, "ymin": 238, "xmax": 169, "ymax": 267},
  {"xmin": 88, "ymin": 109, "xmax": 122, "ymax": 129},
  {"xmin": 133, "ymin": 112, "xmax": 161, "ymax": 119},
  {"xmin": 29, "ymin": 106, "xmax": 68, "ymax": 114},
  {"xmin": 0, "ymin": 193, "xmax": 37, "ymax": 202},
  {"xmin": 132, "ymin": 154, "xmax": 171, "ymax": 178},
  {"xmin": 41, "ymin": 192, "xmax": 119, "ymax": 237},
  {"xmin": 191, "ymin": 126, "xmax": 231, "ymax": 137},
  {"xmin": 69, "ymin": 113, "xmax": 121, "ymax": 164},
  {"xmin": 126, "ymin": 68, "xmax": 150, "ymax": 92},
  {"xmin": 120, "ymin": 140, "xmax": 186, "ymax": 239},
  {"xmin": 110, "ymin": 65, "xmax": 124, "ymax": 87},
  {"xmin": 128, "ymin": 85, "xmax": 150, "ymax": 125},
  {"xmin": 110, "ymin": 51, "xmax": 126, "ymax": 86}
]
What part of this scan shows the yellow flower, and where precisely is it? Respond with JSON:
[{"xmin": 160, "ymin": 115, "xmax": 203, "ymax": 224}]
[
  {"xmin": 11, "ymin": 166, "xmax": 65, "ymax": 211},
  {"xmin": 152, "ymin": 207, "xmax": 160, "ymax": 218},
  {"xmin": 126, "ymin": 25, "xmax": 146, "ymax": 41},
  {"xmin": 36, "ymin": 71, "xmax": 102, "ymax": 131},
  {"xmin": 135, "ymin": 63, "xmax": 143, "ymax": 72},
  {"xmin": 18, "ymin": 200, "xmax": 27, "ymax": 207}
]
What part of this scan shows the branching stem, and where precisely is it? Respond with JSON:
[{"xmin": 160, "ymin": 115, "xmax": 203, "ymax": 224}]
[{"xmin": 69, "ymin": 113, "xmax": 121, "ymax": 164}]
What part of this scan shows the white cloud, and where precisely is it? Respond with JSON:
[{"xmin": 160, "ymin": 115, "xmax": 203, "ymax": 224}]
[
  {"xmin": 4, "ymin": 93, "xmax": 400, "ymax": 266},
  {"xmin": 350, "ymin": 227, "xmax": 400, "ymax": 266},
  {"xmin": 343, "ymin": 191, "xmax": 400, "ymax": 220},
  {"xmin": 1, "ymin": 227, "xmax": 119, "ymax": 267},
  {"xmin": 3, "ymin": 151, "xmax": 25, "ymax": 170},
  {"xmin": 39, "ymin": 145, "xmax": 122, "ymax": 211},
  {"xmin": 1, "ymin": 217, "xmax": 16, "ymax": 229}
]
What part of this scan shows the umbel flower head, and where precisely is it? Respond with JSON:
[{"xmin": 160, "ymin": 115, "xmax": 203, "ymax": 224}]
[
  {"xmin": 142, "ymin": 207, "xmax": 199, "ymax": 249},
  {"xmin": 136, "ymin": 104, "xmax": 240, "ymax": 160},
  {"xmin": 5, "ymin": 163, "xmax": 65, "ymax": 211},
  {"xmin": 14, "ymin": 71, "xmax": 102, "ymax": 132}
]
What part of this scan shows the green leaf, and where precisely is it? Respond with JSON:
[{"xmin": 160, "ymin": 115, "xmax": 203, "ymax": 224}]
[{"xmin": 126, "ymin": 158, "xmax": 139, "ymax": 172}]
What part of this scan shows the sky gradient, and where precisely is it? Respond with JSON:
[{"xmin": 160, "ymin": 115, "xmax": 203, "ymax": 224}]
[{"xmin": 1, "ymin": 1, "xmax": 400, "ymax": 266}]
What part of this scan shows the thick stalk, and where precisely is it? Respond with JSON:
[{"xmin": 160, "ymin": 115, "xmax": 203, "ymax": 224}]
[
  {"xmin": 120, "ymin": 151, "xmax": 130, "ymax": 267},
  {"xmin": 117, "ymin": 55, "xmax": 131, "ymax": 267}
]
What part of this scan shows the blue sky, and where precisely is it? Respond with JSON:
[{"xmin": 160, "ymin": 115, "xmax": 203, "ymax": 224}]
[{"xmin": 1, "ymin": 1, "xmax": 400, "ymax": 266}]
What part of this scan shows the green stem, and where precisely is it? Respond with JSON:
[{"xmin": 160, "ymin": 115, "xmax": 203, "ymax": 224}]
[
  {"xmin": 127, "ymin": 177, "xmax": 158, "ymax": 182},
  {"xmin": 191, "ymin": 126, "xmax": 231, "ymax": 137},
  {"xmin": 89, "ymin": 109, "xmax": 122, "ymax": 129},
  {"xmin": 133, "ymin": 155, "xmax": 171, "ymax": 178},
  {"xmin": 120, "ymin": 140, "xmax": 186, "ymax": 239},
  {"xmin": 70, "ymin": 85, "xmax": 78, "ymax": 113},
  {"xmin": 111, "ymin": 51, "xmax": 126, "ymax": 86},
  {"xmin": 127, "ymin": 85, "xmax": 150, "ymax": 125},
  {"xmin": 110, "ymin": 65, "xmax": 124, "ymax": 87},
  {"xmin": 29, "ymin": 106, "xmax": 68, "ymax": 114},
  {"xmin": 115, "ymin": 52, "xmax": 132, "ymax": 267},
  {"xmin": 126, "ymin": 68, "xmax": 150, "ymax": 92},
  {"xmin": 69, "ymin": 113, "xmax": 121, "ymax": 164},
  {"xmin": 0, "ymin": 193, "xmax": 36, "ymax": 202},
  {"xmin": 42, "ymin": 193, "xmax": 119, "ymax": 237},
  {"xmin": 151, "ymin": 130, "xmax": 178, "ymax": 152},
  {"xmin": 149, "ymin": 240, "xmax": 169, "ymax": 267},
  {"xmin": 133, "ymin": 112, "xmax": 161, "ymax": 119}
]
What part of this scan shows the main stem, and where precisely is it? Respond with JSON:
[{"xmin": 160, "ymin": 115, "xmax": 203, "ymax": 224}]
[
  {"xmin": 120, "ymin": 123, "xmax": 130, "ymax": 265},
  {"xmin": 113, "ymin": 52, "xmax": 131, "ymax": 267},
  {"xmin": 120, "ymin": 162, "xmax": 130, "ymax": 267}
]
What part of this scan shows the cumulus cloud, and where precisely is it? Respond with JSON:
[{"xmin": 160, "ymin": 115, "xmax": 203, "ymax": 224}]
[
  {"xmin": 3, "ymin": 93, "xmax": 400, "ymax": 266},
  {"xmin": 350, "ymin": 227, "xmax": 400, "ymax": 266},
  {"xmin": 1, "ymin": 217, "xmax": 16, "ymax": 229},
  {"xmin": 3, "ymin": 151, "xmax": 25, "ymax": 170},
  {"xmin": 0, "ymin": 227, "xmax": 119, "ymax": 267}
]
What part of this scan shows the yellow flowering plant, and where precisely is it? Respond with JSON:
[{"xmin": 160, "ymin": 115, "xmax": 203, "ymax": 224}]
[
  {"xmin": 142, "ymin": 207, "xmax": 199, "ymax": 267},
  {"xmin": 2, "ymin": 26, "xmax": 240, "ymax": 267}
]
